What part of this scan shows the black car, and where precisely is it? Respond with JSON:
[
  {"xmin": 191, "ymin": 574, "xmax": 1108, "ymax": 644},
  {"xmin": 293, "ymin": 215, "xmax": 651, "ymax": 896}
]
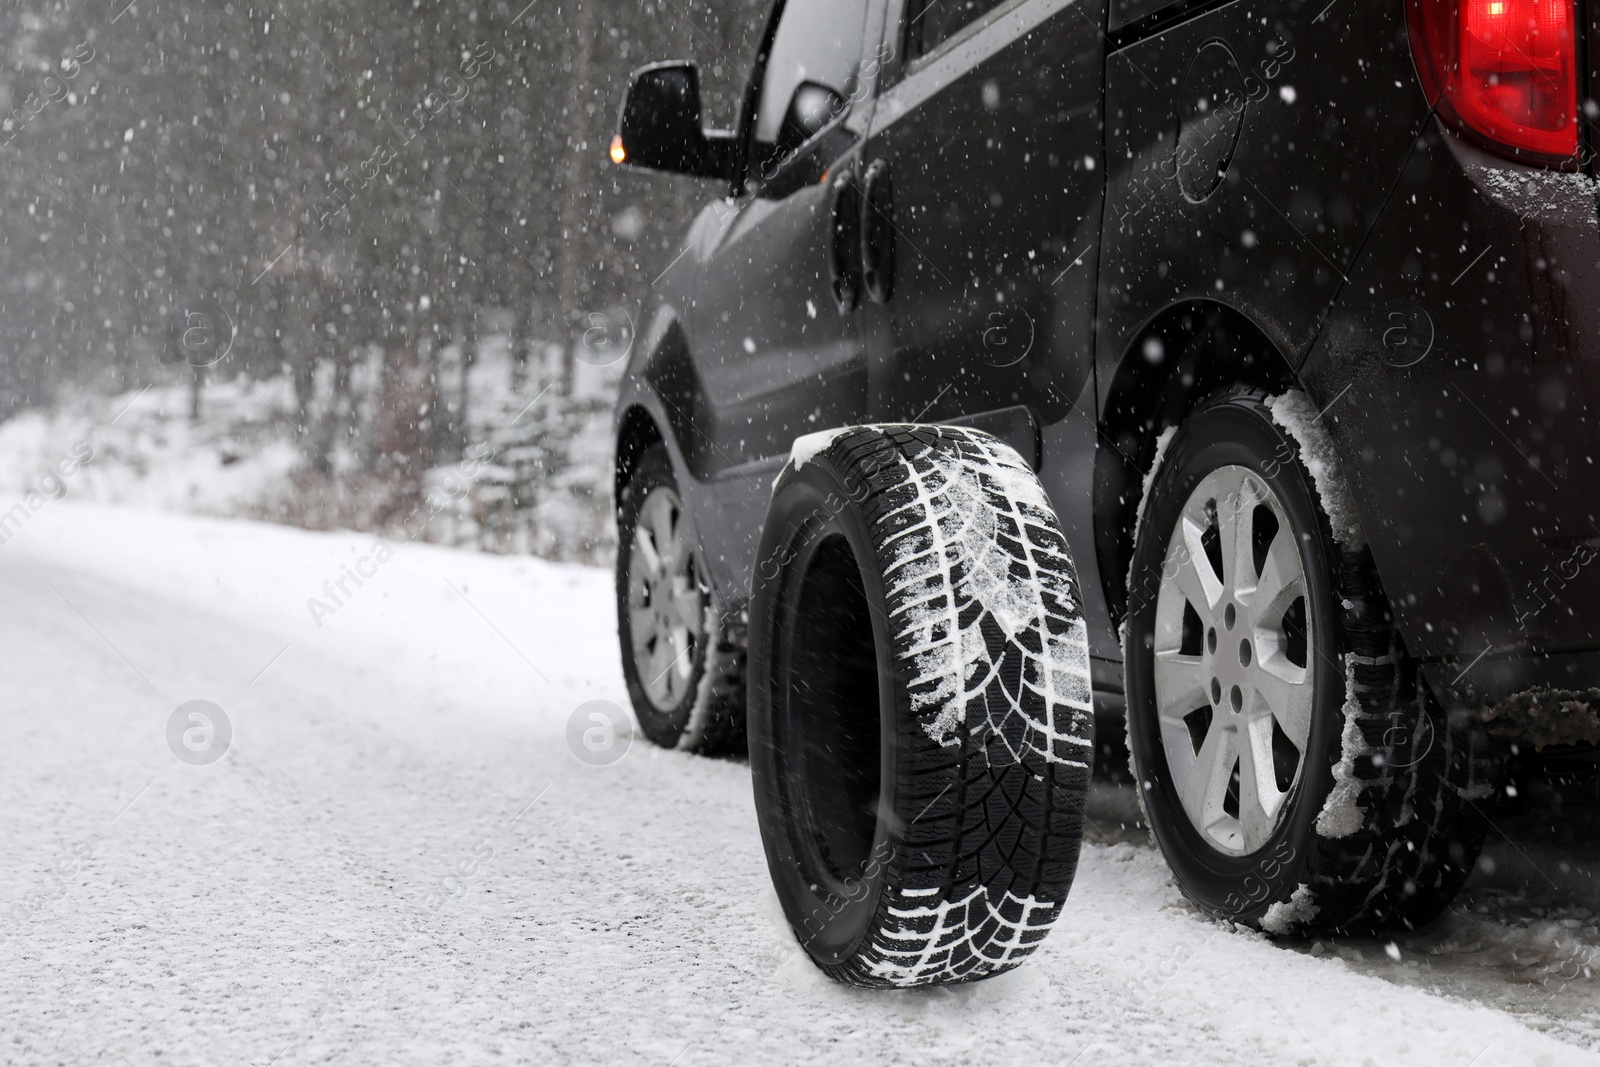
[{"xmin": 607, "ymin": 0, "xmax": 1600, "ymax": 986}]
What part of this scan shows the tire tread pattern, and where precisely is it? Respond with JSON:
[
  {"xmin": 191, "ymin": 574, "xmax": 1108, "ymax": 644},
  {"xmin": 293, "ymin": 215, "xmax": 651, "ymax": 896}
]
[{"xmin": 803, "ymin": 425, "xmax": 1094, "ymax": 986}]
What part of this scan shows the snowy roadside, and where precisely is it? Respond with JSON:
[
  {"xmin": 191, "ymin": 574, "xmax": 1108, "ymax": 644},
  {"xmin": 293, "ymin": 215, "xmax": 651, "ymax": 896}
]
[
  {"xmin": 2, "ymin": 502, "xmax": 1597, "ymax": 1065},
  {"xmin": 0, "ymin": 350, "xmax": 620, "ymax": 567}
]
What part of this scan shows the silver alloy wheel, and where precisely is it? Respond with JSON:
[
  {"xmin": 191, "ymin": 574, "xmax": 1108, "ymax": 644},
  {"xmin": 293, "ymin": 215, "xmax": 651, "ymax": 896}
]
[
  {"xmin": 628, "ymin": 486, "xmax": 704, "ymax": 711},
  {"xmin": 1152, "ymin": 465, "xmax": 1316, "ymax": 856}
]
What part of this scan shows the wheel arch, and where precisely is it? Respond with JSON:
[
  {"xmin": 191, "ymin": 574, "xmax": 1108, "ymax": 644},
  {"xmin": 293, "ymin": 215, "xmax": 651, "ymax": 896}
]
[
  {"xmin": 614, "ymin": 300, "xmax": 716, "ymax": 504},
  {"xmin": 1094, "ymin": 300, "xmax": 1301, "ymax": 626},
  {"xmin": 614, "ymin": 403, "xmax": 665, "ymax": 508}
]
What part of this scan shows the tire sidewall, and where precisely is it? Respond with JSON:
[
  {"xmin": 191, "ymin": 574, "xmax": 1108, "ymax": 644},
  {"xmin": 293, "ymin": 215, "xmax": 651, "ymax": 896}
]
[
  {"xmin": 615, "ymin": 446, "xmax": 710, "ymax": 748},
  {"xmin": 1125, "ymin": 395, "xmax": 1346, "ymax": 923},
  {"xmin": 748, "ymin": 460, "xmax": 898, "ymax": 968}
]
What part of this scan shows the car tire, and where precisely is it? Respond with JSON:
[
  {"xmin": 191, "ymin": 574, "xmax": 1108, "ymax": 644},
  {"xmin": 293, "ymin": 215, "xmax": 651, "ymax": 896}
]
[
  {"xmin": 749, "ymin": 425, "xmax": 1094, "ymax": 986},
  {"xmin": 1124, "ymin": 386, "xmax": 1492, "ymax": 935},
  {"xmin": 615, "ymin": 444, "xmax": 744, "ymax": 755}
]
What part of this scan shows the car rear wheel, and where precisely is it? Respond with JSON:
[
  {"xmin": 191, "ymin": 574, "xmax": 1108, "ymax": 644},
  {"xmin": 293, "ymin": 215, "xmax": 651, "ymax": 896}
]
[
  {"xmin": 1124, "ymin": 387, "xmax": 1492, "ymax": 934},
  {"xmin": 615, "ymin": 444, "xmax": 744, "ymax": 754}
]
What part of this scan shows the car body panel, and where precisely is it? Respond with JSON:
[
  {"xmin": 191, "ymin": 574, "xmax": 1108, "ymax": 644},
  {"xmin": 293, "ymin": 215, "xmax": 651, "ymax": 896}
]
[
  {"xmin": 1097, "ymin": 0, "xmax": 1426, "ymax": 391},
  {"xmin": 618, "ymin": 0, "xmax": 890, "ymax": 605},
  {"xmin": 858, "ymin": 0, "xmax": 1104, "ymax": 430},
  {"xmin": 616, "ymin": 0, "xmax": 1600, "ymax": 701},
  {"xmin": 1302, "ymin": 122, "xmax": 1600, "ymax": 661}
]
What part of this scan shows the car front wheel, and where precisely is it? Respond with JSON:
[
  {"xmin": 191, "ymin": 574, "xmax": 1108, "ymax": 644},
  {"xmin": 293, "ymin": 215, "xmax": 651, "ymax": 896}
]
[{"xmin": 615, "ymin": 444, "xmax": 744, "ymax": 754}]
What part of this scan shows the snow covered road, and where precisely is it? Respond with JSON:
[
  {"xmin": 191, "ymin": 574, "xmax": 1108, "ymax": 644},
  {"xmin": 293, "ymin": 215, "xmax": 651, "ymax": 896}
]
[{"xmin": 3, "ymin": 503, "xmax": 1597, "ymax": 1065}]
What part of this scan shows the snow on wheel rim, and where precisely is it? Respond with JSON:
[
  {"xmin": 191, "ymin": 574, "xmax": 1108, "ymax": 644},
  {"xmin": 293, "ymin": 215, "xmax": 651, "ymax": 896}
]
[
  {"xmin": 1153, "ymin": 464, "xmax": 1315, "ymax": 856},
  {"xmin": 627, "ymin": 485, "xmax": 703, "ymax": 711}
]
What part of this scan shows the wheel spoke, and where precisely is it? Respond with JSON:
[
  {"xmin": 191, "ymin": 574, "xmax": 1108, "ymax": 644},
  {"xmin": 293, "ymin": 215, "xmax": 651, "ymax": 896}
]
[
  {"xmin": 650, "ymin": 501, "xmax": 680, "ymax": 571},
  {"xmin": 634, "ymin": 523, "xmax": 664, "ymax": 579},
  {"xmin": 669, "ymin": 626, "xmax": 695, "ymax": 677},
  {"xmin": 1154, "ymin": 651, "xmax": 1210, "ymax": 722},
  {"xmin": 662, "ymin": 530, "xmax": 691, "ymax": 577},
  {"xmin": 1253, "ymin": 529, "xmax": 1302, "ymax": 623},
  {"xmin": 642, "ymin": 630, "xmax": 672, "ymax": 690},
  {"xmin": 1253, "ymin": 657, "xmax": 1313, "ymax": 748},
  {"xmin": 1216, "ymin": 481, "xmax": 1255, "ymax": 592},
  {"xmin": 1238, "ymin": 715, "xmax": 1282, "ymax": 853},
  {"xmin": 626, "ymin": 565, "xmax": 653, "ymax": 610},
  {"xmin": 657, "ymin": 646, "xmax": 683, "ymax": 703},
  {"xmin": 1172, "ymin": 516, "xmax": 1223, "ymax": 613},
  {"xmin": 1178, "ymin": 720, "xmax": 1237, "ymax": 833},
  {"xmin": 629, "ymin": 604, "xmax": 658, "ymax": 646},
  {"xmin": 667, "ymin": 585, "xmax": 703, "ymax": 630},
  {"xmin": 653, "ymin": 625, "xmax": 694, "ymax": 704}
]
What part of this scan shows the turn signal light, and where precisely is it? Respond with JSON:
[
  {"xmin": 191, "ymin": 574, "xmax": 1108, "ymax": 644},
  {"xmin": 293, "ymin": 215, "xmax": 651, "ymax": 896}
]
[
  {"xmin": 1409, "ymin": 0, "xmax": 1578, "ymax": 162},
  {"xmin": 609, "ymin": 135, "xmax": 627, "ymax": 165}
]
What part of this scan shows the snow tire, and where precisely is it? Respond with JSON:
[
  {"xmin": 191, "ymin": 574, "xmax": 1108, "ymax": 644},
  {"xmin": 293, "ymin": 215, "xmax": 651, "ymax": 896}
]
[{"xmin": 749, "ymin": 425, "xmax": 1094, "ymax": 986}]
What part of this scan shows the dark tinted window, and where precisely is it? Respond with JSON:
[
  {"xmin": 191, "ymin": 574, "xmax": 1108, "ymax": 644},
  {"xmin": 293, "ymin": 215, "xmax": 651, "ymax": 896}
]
[
  {"xmin": 755, "ymin": 0, "xmax": 869, "ymax": 153},
  {"xmin": 905, "ymin": 0, "xmax": 1009, "ymax": 57}
]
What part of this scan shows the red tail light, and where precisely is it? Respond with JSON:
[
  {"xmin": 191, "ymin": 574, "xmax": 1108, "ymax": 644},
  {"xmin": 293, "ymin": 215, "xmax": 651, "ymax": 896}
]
[{"xmin": 1409, "ymin": 0, "xmax": 1579, "ymax": 162}]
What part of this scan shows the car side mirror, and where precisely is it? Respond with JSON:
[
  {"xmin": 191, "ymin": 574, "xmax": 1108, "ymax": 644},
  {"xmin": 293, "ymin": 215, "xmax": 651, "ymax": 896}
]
[
  {"xmin": 613, "ymin": 62, "xmax": 736, "ymax": 181},
  {"xmin": 747, "ymin": 80, "xmax": 853, "ymax": 199},
  {"xmin": 780, "ymin": 82, "xmax": 847, "ymax": 153}
]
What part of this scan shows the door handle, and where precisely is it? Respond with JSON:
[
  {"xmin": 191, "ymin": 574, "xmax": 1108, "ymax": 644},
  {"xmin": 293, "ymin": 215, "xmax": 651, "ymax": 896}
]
[
  {"xmin": 860, "ymin": 159, "xmax": 895, "ymax": 304},
  {"xmin": 828, "ymin": 167, "xmax": 862, "ymax": 313}
]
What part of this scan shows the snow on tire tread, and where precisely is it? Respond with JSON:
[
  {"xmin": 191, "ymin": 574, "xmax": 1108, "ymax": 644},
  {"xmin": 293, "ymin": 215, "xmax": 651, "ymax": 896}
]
[{"xmin": 808, "ymin": 425, "xmax": 1093, "ymax": 987}]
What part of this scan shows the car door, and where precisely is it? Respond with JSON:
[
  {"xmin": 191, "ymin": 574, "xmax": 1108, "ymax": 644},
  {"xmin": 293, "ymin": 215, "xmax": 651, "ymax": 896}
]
[
  {"xmin": 854, "ymin": 0, "xmax": 1105, "ymax": 433},
  {"xmin": 688, "ymin": 0, "xmax": 883, "ymax": 600}
]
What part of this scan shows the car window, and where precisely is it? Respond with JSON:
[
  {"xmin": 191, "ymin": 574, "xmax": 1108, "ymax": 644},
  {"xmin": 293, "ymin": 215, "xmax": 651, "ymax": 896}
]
[
  {"xmin": 754, "ymin": 0, "xmax": 870, "ymax": 156},
  {"xmin": 904, "ymin": 0, "xmax": 1009, "ymax": 57}
]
